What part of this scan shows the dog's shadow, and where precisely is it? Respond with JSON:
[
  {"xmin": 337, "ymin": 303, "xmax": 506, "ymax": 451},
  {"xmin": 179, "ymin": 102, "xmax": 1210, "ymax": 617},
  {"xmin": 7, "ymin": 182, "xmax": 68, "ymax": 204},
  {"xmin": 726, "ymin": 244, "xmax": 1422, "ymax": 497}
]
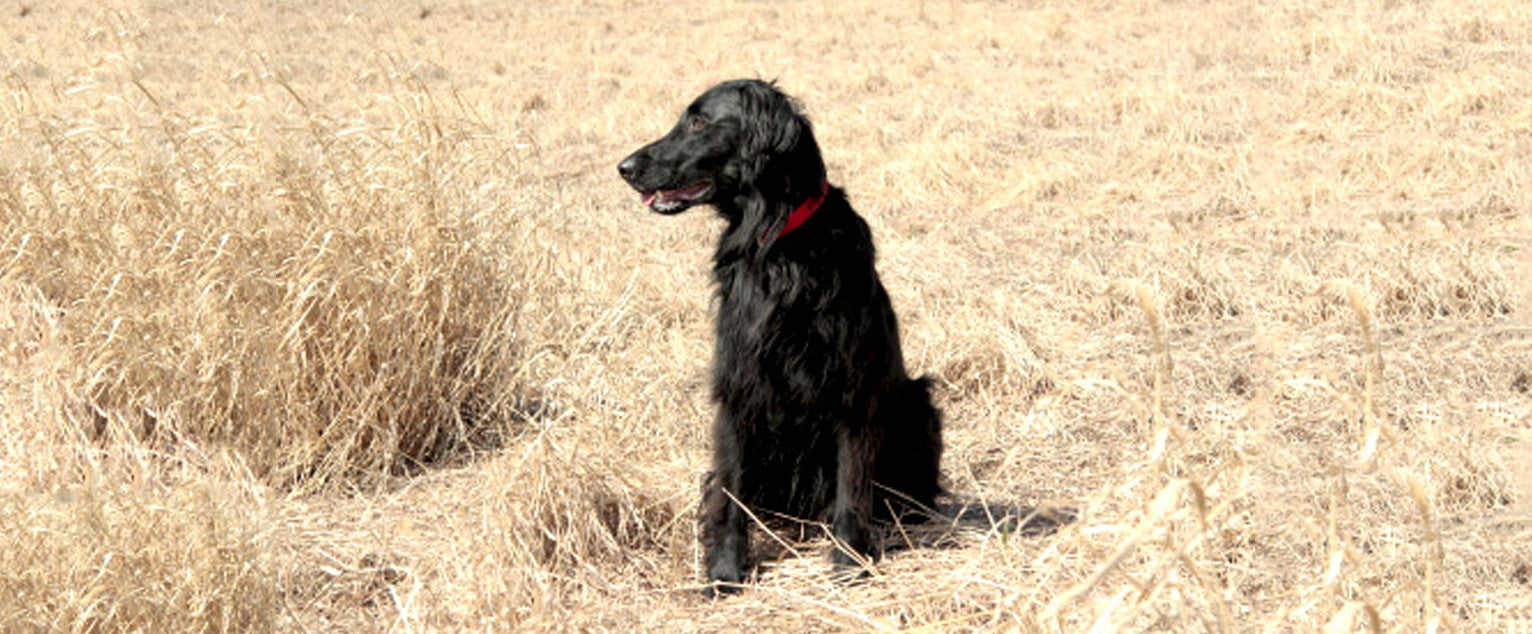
[
  {"xmin": 749, "ymin": 496, "xmax": 1076, "ymax": 564},
  {"xmin": 884, "ymin": 497, "xmax": 1077, "ymax": 552}
]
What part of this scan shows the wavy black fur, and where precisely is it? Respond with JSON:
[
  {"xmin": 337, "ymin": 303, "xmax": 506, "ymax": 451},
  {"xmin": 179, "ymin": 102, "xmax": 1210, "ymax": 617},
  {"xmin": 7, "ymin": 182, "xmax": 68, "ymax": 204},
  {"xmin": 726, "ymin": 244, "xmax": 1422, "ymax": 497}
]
[{"xmin": 618, "ymin": 80, "xmax": 942, "ymax": 596}]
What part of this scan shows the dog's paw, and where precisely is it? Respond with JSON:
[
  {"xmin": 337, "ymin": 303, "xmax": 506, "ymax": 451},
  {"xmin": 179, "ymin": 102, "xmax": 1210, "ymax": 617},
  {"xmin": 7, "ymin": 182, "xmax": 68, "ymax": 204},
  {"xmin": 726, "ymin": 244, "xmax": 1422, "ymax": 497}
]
[
  {"xmin": 702, "ymin": 579, "xmax": 744, "ymax": 599},
  {"xmin": 829, "ymin": 548, "xmax": 875, "ymax": 585},
  {"xmin": 829, "ymin": 563, "xmax": 872, "ymax": 586},
  {"xmin": 703, "ymin": 559, "xmax": 746, "ymax": 598}
]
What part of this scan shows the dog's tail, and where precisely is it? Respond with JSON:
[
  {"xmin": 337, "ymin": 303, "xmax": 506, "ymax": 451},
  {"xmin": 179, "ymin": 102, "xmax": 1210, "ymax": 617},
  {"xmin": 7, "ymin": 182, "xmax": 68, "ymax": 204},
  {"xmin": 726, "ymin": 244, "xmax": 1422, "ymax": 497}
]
[
  {"xmin": 905, "ymin": 376, "xmax": 944, "ymax": 497},
  {"xmin": 875, "ymin": 376, "xmax": 944, "ymax": 518}
]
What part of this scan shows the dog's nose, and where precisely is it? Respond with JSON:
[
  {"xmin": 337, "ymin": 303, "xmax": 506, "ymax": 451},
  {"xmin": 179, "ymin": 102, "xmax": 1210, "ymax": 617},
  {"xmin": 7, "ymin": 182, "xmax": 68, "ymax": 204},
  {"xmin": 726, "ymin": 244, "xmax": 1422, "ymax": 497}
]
[{"xmin": 617, "ymin": 156, "xmax": 639, "ymax": 181}]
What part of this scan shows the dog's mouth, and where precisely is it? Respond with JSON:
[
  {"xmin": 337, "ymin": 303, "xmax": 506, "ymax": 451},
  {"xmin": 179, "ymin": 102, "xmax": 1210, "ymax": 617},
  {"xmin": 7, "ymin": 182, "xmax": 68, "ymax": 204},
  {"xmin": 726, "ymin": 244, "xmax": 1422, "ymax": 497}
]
[{"xmin": 639, "ymin": 181, "xmax": 712, "ymax": 213}]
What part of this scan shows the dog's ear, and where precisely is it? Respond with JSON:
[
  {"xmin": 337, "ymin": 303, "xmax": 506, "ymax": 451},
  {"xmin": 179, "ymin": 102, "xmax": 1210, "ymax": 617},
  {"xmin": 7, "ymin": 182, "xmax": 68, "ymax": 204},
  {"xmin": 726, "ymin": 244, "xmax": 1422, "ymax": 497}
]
[
  {"xmin": 740, "ymin": 83, "xmax": 806, "ymax": 157},
  {"xmin": 738, "ymin": 83, "xmax": 823, "ymax": 187},
  {"xmin": 763, "ymin": 97, "xmax": 805, "ymax": 156}
]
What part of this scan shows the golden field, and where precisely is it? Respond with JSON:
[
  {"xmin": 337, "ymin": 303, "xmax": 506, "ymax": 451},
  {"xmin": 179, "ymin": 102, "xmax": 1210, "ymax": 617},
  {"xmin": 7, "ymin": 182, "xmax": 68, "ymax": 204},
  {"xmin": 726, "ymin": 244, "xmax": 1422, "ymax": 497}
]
[{"xmin": 2, "ymin": 0, "xmax": 1530, "ymax": 630}]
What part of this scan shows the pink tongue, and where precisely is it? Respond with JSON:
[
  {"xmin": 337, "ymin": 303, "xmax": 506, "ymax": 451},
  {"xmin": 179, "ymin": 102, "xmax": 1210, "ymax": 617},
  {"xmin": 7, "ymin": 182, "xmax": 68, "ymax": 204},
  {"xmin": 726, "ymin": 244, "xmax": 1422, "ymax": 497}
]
[{"xmin": 641, "ymin": 191, "xmax": 658, "ymax": 206}]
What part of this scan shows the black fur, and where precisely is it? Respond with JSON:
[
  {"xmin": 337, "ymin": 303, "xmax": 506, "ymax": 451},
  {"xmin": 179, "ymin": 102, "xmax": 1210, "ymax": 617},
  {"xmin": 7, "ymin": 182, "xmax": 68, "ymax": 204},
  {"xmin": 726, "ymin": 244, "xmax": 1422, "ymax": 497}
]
[{"xmin": 618, "ymin": 80, "xmax": 942, "ymax": 595}]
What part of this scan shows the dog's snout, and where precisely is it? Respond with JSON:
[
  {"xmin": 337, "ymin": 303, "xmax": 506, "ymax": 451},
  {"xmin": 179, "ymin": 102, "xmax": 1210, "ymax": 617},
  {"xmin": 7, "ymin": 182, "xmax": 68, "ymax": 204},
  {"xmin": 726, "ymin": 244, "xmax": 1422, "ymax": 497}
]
[{"xmin": 617, "ymin": 155, "xmax": 640, "ymax": 182}]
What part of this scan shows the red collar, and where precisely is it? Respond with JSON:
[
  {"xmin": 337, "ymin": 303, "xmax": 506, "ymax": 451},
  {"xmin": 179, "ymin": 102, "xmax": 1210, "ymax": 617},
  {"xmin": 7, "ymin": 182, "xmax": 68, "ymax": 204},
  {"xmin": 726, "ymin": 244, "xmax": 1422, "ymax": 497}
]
[{"xmin": 775, "ymin": 179, "xmax": 830, "ymax": 240}]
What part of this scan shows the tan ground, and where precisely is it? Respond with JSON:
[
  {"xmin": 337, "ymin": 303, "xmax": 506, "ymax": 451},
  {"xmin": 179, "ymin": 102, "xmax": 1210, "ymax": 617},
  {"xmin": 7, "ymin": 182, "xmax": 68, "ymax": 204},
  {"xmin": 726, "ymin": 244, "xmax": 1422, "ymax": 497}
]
[{"xmin": 2, "ymin": 0, "xmax": 1531, "ymax": 631}]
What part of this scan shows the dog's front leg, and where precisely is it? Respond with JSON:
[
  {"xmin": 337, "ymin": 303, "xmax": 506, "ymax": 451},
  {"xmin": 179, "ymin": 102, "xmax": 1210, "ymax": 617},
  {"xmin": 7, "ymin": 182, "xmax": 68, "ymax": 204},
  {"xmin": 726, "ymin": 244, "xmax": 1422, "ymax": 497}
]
[
  {"xmin": 831, "ymin": 423, "xmax": 879, "ymax": 576},
  {"xmin": 702, "ymin": 410, "xmax": 748, "ymax": 596}
]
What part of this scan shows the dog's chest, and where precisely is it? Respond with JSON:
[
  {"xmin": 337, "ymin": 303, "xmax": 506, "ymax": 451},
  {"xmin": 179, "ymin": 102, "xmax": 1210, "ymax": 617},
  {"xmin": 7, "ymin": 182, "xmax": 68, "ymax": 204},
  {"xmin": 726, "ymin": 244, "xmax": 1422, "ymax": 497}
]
[
  {"xmin": 715, "ymin": 263, "xmax": 790, "ymax": 345},
  {"xmin": 712, "ymin": 261, "xmax": 840, "ymax": 390}
]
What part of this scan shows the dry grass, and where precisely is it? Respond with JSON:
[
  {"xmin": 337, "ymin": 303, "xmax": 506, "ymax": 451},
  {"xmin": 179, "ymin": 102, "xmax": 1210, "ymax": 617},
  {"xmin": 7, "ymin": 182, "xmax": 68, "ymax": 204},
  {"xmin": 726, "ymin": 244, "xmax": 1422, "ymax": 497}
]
[{"xmin": 3, "ymin": 0, "xmax": 1531, "ymax": 630}]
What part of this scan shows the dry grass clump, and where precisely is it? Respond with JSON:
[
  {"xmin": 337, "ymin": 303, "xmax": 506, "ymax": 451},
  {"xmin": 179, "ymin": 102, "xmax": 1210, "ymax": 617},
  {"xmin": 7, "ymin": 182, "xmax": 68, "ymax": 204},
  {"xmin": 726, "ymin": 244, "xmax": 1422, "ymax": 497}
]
[
  {"xmin": 1, "ymin": 96, "xmax": 536, "ymax": 489},
  {"xmin": 0, "ymin": 481, "xmax": 276, "ymax": 631},
  {"xmin": 1, "ymin": 53, "xmax": 555, "ymax": 627},
  {"xmin": 265, "ymin": 436, "xmax": 690, "ymax": 631}
]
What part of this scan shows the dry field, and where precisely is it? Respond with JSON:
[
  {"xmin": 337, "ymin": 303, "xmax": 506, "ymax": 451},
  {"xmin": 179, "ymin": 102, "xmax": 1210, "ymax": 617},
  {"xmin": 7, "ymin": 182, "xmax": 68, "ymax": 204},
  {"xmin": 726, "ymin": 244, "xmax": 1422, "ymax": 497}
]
[{"xmin": 3, "ymin": 0, "xmax": 1531, "ymax": 631}]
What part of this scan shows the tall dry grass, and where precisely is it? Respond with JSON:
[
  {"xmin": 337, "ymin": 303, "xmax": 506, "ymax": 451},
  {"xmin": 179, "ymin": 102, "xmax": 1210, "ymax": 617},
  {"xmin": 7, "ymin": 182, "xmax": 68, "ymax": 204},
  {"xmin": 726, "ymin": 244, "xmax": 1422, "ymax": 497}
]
[
  {"xmin": 3, "ymin": 0, "xmax": 1531, "ymax": 631},
  {"xmin": 1, "ymin": 92, "xmax": 535, "ymax": 488},
  {"xmin": 0, "ymin": 60, "xmax": 555, "ymax": 627}
]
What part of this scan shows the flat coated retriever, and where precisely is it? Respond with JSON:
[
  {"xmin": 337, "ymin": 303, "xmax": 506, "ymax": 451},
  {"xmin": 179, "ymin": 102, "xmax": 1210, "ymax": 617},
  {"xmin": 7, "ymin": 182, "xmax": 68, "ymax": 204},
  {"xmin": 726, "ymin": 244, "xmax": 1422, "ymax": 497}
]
[{"xmin": 617, "ymin": 80, "xmax": 942, "ymax": 596}]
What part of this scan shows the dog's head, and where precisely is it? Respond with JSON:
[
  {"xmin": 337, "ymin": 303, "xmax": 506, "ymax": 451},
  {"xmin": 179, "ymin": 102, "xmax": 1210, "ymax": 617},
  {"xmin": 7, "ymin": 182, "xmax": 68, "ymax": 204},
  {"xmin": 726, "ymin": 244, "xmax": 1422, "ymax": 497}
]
[{"xmin": 617, "ymin": 79, "xmax": 824, "ymax": 215}]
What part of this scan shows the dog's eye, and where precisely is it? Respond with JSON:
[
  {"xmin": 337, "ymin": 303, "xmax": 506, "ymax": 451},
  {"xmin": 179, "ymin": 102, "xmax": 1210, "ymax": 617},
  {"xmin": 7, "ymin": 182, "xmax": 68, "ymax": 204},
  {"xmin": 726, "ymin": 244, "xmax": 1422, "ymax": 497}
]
[{"xmin": 688, "ymin": 115, "xmax": 708, "ymax": 132}]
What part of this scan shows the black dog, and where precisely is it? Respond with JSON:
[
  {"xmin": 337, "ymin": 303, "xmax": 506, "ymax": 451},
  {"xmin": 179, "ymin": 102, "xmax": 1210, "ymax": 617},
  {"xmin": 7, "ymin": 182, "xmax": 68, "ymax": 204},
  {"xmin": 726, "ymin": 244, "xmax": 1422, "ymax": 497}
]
[{"xmin": 618, "ymin": 80, "xmax": 942, "ymax": 595}]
